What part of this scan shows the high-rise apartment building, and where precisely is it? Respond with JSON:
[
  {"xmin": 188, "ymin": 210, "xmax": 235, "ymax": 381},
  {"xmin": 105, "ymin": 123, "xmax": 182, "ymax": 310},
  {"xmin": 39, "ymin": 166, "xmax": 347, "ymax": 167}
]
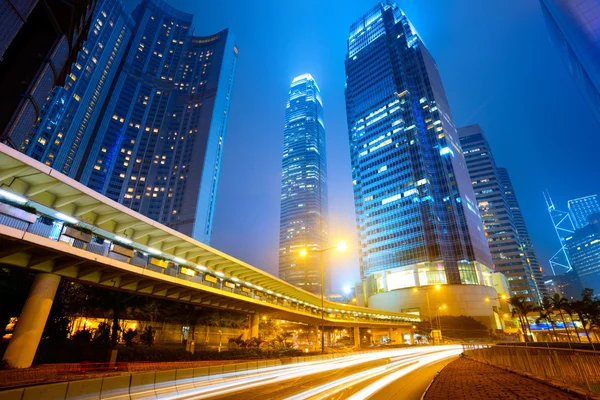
[
  {"xmin": 16, "ymin": 0, "xmax": 238, "ymax": 244},
  {"xmin": 498, "ymin": 167, "xmax": 547, "ymax": 299},
  {"xmin": 278, "ymin": 74, "xmax": 328, "ymax": 294},
  {"xmin": 568, "ymin": 194, "xmax": 600, "ymax": 229},
  {"xmin": 540, "ymin": 0, "xmax": 600, "ymax": 124},
  {"xmin": 21, "ymin": 0, "xmax": 134, "ymax": 175},
  {"xmin": 0, "ymin": 0, "xmax": 97, "ymax": 147},
  {"xmin": 458, "ymin": 123, "xmax": 541, "ymax": 303},
  {"xmin": 344, "ymin": 2, "xmax": 498, "ymax": 326},
  {"xmin": 566, "ymin": 213, "xmax": 600, "ymax": 295}
]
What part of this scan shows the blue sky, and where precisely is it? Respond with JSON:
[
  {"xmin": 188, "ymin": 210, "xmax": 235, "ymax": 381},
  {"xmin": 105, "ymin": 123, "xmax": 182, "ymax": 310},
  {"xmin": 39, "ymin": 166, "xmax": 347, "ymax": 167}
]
[{"xmin": 170, "ymin": 0, "xmax": 600, "ymax": 292}]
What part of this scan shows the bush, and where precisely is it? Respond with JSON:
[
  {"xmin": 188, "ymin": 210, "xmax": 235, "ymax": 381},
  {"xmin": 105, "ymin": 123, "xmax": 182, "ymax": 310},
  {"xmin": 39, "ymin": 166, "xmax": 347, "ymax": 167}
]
[
  {"xmin": 140, "ymin": 326, "xmax": 155, "ymax": 346},
  {"xmin": 72, "ymin": 329, "xmax": 93, "ymax": 344},
  {"xmin": 93, "ymin": 322, "xmax": 111, "ymax": 345},
  {"xmin": 123, "ymin": 329, "xmax": 138, "ymax": 346}
]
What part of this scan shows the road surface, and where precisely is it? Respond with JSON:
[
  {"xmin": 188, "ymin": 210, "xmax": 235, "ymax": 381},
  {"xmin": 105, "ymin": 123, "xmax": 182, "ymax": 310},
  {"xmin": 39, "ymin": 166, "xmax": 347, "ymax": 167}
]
[{"xmin": 154, "ymin": 346, "xmax": 461, "ymax": 400}]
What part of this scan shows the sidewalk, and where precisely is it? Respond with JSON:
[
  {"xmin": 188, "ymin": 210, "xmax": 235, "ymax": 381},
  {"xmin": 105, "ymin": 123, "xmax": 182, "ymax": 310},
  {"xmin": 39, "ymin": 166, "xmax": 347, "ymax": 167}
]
[{"xmin": 424, "ymin": 357, "xmax": 582, "ymax": 400}]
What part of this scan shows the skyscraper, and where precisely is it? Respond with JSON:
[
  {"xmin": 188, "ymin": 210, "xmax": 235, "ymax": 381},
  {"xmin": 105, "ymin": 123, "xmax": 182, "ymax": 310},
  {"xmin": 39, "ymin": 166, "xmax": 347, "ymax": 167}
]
[
  {"xmin": 0, "ymin": 0, "xmax": 97, "ymax": 147},
  {"xmin": 498, "ymin": 167, "xmax": 548, "ymax": 299},
  {"xmin": 278, "ymin": 74, "xmax": 328, "ymax": 294},
  {"xmin": 568, "ymin": 194, "xmax": 600, "ymax": 229},
  {"xmin": 16, "ymin": 0, "xmax": 237, "ymax": 244},
  {"xmin": 21, "ymin": 0, "xmax": 134, "ymax": 175},
  {"xmin": 344, "ymin": 2, "xmax": 498, "ymax": 326},
  {"xmin": 458, "ymin": 124, "xmax": 541, "ymax": 303},
  {"xmin": 566, "ymin": 213, "xmax": 600, "ymax": 296},
  {"xmin": 540, "ymin": 0, "xmax": 600, "ymax": 124}
]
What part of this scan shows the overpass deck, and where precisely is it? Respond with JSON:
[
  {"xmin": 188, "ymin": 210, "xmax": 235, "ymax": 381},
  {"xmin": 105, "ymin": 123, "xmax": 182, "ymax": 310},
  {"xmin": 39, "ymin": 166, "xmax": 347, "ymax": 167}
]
[{"xmin": 0, "ymin": 144, "xmax": 418, "ymax": 328}]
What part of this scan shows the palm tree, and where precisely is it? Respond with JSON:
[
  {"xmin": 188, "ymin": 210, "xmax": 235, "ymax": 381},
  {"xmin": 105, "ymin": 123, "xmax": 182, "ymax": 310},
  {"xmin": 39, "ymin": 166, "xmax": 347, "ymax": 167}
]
[
  {"xmin": 563, "ymin": 301, "xmax": 582, "ymax": 343},
  {"xmin": 535, "ymin": 297, "xmax": 559, "ymax": 342},
  {"xmin": 509, "ymin": 295, "xmax": 534, "ymax": 341},
  {"xmin": 571, "ymin": 299, "xmax": 593, "ymax": 345},
  {"xmin": 551, "ymin": 293, "xmax": 573, "ymax": 345}
]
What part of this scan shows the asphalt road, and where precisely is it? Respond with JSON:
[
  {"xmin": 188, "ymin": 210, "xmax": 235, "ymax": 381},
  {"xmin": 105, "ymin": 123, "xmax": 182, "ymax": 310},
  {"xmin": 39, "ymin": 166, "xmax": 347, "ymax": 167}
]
[{"xmin": 161, "ymin": 346, "xmax": 462, "ymax": 400}]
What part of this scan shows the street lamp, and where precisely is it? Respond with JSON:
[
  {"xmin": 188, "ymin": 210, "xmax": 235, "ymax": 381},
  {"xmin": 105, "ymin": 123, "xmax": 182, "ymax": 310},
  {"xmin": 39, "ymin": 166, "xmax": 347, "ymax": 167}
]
[
  {"xmin": 412, "ymin": 285, "xmax": 442, "ymax": 334},
  {"xmin": 299, "ymin": 241, "xmax": 347, "ymax": 353}
]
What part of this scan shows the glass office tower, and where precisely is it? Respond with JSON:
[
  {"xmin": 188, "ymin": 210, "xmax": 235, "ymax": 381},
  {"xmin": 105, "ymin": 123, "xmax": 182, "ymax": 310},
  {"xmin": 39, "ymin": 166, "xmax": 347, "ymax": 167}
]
[
  {"xmin": 459, "ymin": 124, "xmax": 541, "ymax": 303},
  {"xmin": 21, "ymin": 0, "xmax": 134, "ymax": 175},
  {"xmin": 568, "ymin": 194, "xmax": 600, "ymax": 229},
  {"xmin": 278, "ymin": 74, "xmax": 328, "ymax": 294},
  {"xmin": 566, "ymin": 213, "xmax": 600, "ymax": 296},
  {"xmin": 498, "ymin": 167, "xmax": 548, "ymax": 299},
  {"xmin": 18, "ymin": 0, "xmax": 237, "ymax": 244},
  {"xmin": 540, "ymin": 0, "xmax": 600, "ymax": 124},
  {"xmin": 345, "ymin": 2, "xmax": 498, "ymax": 325}
]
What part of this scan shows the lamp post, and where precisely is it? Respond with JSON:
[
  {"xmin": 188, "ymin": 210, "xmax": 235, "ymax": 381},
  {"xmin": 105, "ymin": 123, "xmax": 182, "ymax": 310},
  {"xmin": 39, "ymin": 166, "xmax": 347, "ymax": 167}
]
[
  {"xmin": 413, "ymin": 285, "xmax": 441, "ymax": 343},
  {"xmin": 437, "ymin": 305, "xmax": 447, "ymax": 332},
  {"xmin": 300, "ymin": 241, "xmax": 347, "ymax": 354}
]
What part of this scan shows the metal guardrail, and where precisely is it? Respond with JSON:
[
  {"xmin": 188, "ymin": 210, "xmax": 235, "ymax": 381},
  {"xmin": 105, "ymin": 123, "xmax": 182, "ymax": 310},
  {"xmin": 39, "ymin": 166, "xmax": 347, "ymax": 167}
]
[{"xmin": 463, "ymin": 344, "xmax": 600, "ymax": 394}]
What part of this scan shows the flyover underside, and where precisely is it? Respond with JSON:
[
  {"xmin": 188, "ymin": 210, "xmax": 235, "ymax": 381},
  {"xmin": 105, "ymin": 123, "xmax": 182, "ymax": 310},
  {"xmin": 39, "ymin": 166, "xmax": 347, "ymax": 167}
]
[{"xmin": 0, "ymin": 226, "xmax": 412, "ymax": 329}]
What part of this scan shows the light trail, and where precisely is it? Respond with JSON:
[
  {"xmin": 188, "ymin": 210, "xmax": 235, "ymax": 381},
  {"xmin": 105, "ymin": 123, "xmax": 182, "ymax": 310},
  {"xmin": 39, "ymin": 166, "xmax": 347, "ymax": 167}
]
[{"xmin": 133, "ymin": 346, "xmax": 462, "ymax": 400}]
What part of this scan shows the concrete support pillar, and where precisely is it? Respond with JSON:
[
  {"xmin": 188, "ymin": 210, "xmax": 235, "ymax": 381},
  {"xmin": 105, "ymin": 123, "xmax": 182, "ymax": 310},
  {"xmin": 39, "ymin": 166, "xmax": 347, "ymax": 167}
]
[
  {"xmin": 3, "ymin": 273, "xmax": 60, "ymax": 368},
  {"xmin": 354, "ymin": 326, "xmax": 361, "ymax": 349},
  {"xmin": 409, "ymin": 328, "xmax": 415, "ymax": 345},
  {"xmin": 250, "ymin": 314, "xmax": 259, "ymax": 338}
]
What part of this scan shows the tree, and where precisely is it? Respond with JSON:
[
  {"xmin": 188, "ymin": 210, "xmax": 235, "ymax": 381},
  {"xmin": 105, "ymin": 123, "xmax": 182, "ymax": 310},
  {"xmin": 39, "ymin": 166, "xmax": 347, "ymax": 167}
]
[
  {"xmin": 534, "ymin": 296, "xmax": 558, "ymax": 342},
  {"xmin": 140, "ymin": 326, "xmax": 155, "ymax": 346},
  {"xmin": 551, "ymin": 293, "xmax": 573, "ymax": 345},
  {"xmin": 509, "ymin": 296, "xmax": 535, "ymax": 341},
  {"xmin": 562, "ymin": 301, "xmax": 582, "ymax": 343}
]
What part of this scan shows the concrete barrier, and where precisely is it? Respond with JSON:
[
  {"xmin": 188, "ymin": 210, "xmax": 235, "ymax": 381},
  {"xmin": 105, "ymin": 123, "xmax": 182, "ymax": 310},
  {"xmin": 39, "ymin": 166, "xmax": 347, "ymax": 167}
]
[
  {"xmin": 245, "ymin": 361, "xmax": 258, "ymax": 372},
  {"xmin": 153, "ymin": 370, "xmax": 176, "ymax": 398},
  {"xmin": 100, "ymin": 375, "xmax": 131, "ymax": 400},
  {"xmin": 23, "ymin": 382, "xmax": 68, "ymax": 400},
  {"xmin": 129, "ymin": 372, "xmax": 156, "ymax": 400},
  {"xmin": 0, "ymin": 388, "xmax": 24, "ymax": 400},
  {"xmin": 66, "ymin": 378, "xmax": 103, "ymax": 400},
  {"xmin": 235, "ymin": 362, "xmax": 249, "ymax": 376},
  {"xmin": 174, "ymin": 368, "xmax": 194, "ymax": 395},
  {"xmin": 192, "ymin": 367, "xmax": 209, "ymax": 389}
]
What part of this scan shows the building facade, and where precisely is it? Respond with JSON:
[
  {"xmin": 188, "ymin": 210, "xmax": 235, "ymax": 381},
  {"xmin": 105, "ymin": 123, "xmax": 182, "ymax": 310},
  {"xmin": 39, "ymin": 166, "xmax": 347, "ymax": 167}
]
[
  {"xmin": 540, "ymin": 0, "xmax": 600, "ymax": 125},
  {"xmin": 566, "ymin": 213, "xmax": 600, "ymax": 296},
  {"xmin": 498, "ymin": 167, "xmax": 547, "ymax": 298},
  {"xmin": 458, "ymin": 124, "xmax": 540, "ymax": 303},
  {"xmin": 21, "ymin": 0, "xmax": 134, "ymax": 176},
  {"xmin": 568, "ymin": 194, "xmax": 600, "ymax": 229},
  {"xmin": 16, "ymin": 0, "xmax": 237, "ymax": 244},
  {"xmin": 344, "ymin": 2, "xmax": 498, "ymax": 326},
  {"xmin": 278, "ymin": 74, "xmax": 328, "ymax": 294},
  {"xmin": 0, "ymin": 0, "xmax": 97, "ymax": 147}
]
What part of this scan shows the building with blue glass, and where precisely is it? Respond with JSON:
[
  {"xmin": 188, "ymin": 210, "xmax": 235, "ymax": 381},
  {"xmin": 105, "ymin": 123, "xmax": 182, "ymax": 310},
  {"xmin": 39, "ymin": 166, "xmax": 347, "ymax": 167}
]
[
  {"xmin": 540, "ymin": 0, "xmax": 600, "ymax": 125},
  {"xmin": 498, "ymin": 167, "xmax": 547, "ymax": 299},
  {"xmin": 278, "ymin": 74, "xmax": 328, "ymax": 294},
  {"xmin": 19, "ymin": 0, "xmax": 237, "ymax": 244},
  {"xmin": 459, "ymin": 124, "xmax": 542, "ymax": 303},
  {"xmin": 566, "ymin": 213, "xmax": 600, "ymax": 296},
  {"xmin": 568, "ymin": 194, "xmax": 600, "ymax": 230},
  {"xmin": 344, "ymin": 2, "xmax": 499, "ymax": 326},
  {"xmin": 21, "ymin": 0, "xmax": 134, "ymax": 176}
]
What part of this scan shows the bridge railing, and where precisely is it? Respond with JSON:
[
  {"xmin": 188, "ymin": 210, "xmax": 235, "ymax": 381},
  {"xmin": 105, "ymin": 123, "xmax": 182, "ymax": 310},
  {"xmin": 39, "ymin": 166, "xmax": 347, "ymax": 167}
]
[
  {"xmin": 462, "ymin": 344, "xmax": 600, "ymax": 394},
  {"xmin": 0, "ymin": 199, "xmax": 413, "ymax": 326}
]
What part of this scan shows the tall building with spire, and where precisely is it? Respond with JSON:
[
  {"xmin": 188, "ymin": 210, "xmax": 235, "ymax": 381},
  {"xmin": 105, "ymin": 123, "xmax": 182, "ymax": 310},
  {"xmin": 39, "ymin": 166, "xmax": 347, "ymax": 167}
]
[
  {"xmin": 278, "ymin": 74, "xmax": 328, "ymax": 294},
  {"xmin": 17, "ymin": 0, "xmax": 238, "ymax": 244},
  {"xmin": 344, "ymin": 2, "xmax": 499, "ymax": 326}
]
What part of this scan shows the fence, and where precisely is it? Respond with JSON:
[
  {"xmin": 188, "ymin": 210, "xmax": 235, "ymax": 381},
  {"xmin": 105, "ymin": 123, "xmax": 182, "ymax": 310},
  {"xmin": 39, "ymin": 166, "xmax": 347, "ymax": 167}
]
[{"xmin": 463, "ymin": 344, "xmax": 600, "ymax": 394}]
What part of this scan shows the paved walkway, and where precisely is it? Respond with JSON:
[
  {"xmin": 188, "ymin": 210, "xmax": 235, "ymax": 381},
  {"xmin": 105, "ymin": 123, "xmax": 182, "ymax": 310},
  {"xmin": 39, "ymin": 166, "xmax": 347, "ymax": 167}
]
[{"xmin": 424, "ymin": 358, "xmax": 582, "ymax": 399}]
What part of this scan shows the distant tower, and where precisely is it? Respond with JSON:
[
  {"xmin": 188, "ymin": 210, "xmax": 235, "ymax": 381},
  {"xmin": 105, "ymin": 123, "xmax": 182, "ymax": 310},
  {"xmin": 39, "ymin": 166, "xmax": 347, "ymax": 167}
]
[
  {"xmin": 278, "ymin": 74, "xmax": 328, "ymax": 294},
  {"xmin": 543, "ymin": 190, "xmax": 575, "ymax": 274},
  {"xmin": 459, "ymin": 125, "xmax": 541, "ymax": 303}
]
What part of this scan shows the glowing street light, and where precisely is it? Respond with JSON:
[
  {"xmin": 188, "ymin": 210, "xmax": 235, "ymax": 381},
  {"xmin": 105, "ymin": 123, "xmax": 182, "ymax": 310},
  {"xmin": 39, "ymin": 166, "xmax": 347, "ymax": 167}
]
[{"xmin": 299, "ymin": 241, "xmax": 348, "ymax": 353}]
